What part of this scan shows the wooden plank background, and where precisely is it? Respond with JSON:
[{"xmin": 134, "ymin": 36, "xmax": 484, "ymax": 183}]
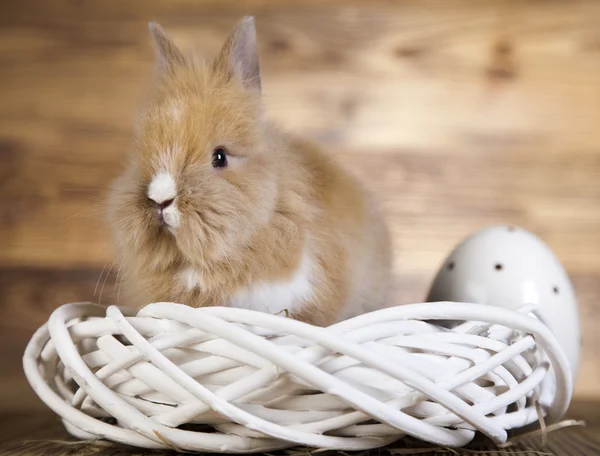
[{"xmin": 0, "ymin": 0, "xmax": 599, "ymax": 415}]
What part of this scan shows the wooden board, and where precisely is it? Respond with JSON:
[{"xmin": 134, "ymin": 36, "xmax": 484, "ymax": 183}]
[{"xmin": 1, "ymin": 0, "xmax": 600, "ymax": 422}]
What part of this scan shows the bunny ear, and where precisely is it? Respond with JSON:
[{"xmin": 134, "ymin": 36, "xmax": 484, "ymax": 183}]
[
  {"xmin": 213, "ymin": 16, "xmax": 261, "ymax": 93},
  {"xmin": 148, "ymin": 22, "xmax": 187, "ymax": 76}
]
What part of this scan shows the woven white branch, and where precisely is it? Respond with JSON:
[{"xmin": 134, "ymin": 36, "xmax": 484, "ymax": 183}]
[{"xmin": 23, "ymin": 302, "xmax": 572, "ymax": 453}]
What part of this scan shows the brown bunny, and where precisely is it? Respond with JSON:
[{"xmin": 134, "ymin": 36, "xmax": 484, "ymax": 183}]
[{"xmin": 108, "ymin": 17, "xmax": 392, "ymax": 326}]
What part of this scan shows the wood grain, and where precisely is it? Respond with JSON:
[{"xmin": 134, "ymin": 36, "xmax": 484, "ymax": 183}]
[{"xmin": 0, "ymin": 0, "xmax": 599, "ymax": 424}]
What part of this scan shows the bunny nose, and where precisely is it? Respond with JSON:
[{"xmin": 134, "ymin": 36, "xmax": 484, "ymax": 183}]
[
  {"xmin": 148, "ymin": 196, "xmax": 174, "ymax": 209},
  {"xmin": 158, "ymin": 198, "xmax": 174, "ymax": 209},
  {"xmin": 147, "ymin": 172, "xmax": 177, "ymax": 209}
]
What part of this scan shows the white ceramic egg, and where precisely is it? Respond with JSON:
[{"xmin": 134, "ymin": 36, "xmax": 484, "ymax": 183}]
[{"xmin": 427, "ymin": 225, "xmax": 581, "ymax": 381}]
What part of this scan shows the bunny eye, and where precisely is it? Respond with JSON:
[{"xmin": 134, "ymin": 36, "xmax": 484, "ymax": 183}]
[{"xmin": 212, "ymin": 146, "xmax": 228, "ymax": 168}]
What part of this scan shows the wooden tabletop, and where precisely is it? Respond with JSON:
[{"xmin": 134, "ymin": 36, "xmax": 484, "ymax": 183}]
[{"xmin": 1, "ymin": 400, "xmax": 599, "ymax": 455}]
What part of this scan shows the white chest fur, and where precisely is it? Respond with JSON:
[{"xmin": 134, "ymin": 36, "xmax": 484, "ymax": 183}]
[
  {"xmin": 178, "ymin": 252, "xmax": 316, "ymax": 315},
  {"xmin": 229, "ymin": 252, "xmax": 315, "ymax": 315},
  {"xmin": 178, "ymin": 267, "xmax": 205, "ymax": 291}
]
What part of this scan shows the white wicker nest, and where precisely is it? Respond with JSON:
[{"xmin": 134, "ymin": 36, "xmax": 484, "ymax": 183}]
[{"xmin": 23, "ymin": 301, "xmax": 572, "ymax": 453}]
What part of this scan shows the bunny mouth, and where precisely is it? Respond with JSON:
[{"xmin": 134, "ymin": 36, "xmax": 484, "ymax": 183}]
[
  {"xmin": 157, "ymin": 212, "xmax": 169, "ymax": 228},
  {"xmin": 156, "ymin": 206, "xmax": 180, "ymax": 233}
]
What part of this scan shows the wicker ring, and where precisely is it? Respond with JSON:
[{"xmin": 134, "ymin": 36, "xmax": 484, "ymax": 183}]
[{"xmin": 23, "ymin": 301, "xmax": 572, "ymax": 453}]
